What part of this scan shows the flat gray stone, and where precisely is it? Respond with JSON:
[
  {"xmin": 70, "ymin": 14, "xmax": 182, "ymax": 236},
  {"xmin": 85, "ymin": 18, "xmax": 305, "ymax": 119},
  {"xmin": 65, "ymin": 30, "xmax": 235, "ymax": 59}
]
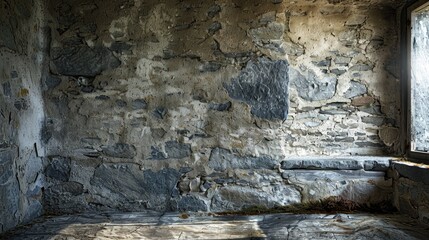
[
  {"xmin": 290, "ymin": 68, "xmax": 337, "ymax": 101},
  {"xmin": 101, "ymin": 143, "xmax": 136, "ymax": 159},
  {"xmin": 211, "ymin": 185, "xmax": 301, "ymax": 211},
  {"xmin": 209, "ymin": 148, "xmax": 278, "ymax": 171},
  {"xmin": 280, "ymin": 157, "xmax": 391, "ymax": 171},
  {"xmin": 225, "ymin": 57, "xmax": 289, "ymax": 120},
  {"xmin": 90, "ymin": 164, "xmax": 180, "ymax": 211},
  {"xmin": 165, "ymin": 141, "xmax": 191, "ymax": 159},
  {"xmin": 281, "ymin": 169, "xmax": 392, "ymax": 204},
  {"xmin": 344, "ymin": 81, "xmax": 367, "ymax": 98}
]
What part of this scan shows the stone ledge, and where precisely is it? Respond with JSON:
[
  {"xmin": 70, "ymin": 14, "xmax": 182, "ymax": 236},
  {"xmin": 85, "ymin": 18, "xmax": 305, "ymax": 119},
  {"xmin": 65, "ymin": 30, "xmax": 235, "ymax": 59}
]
[
  {"xmin": 281, "ymin": 156, "xmax": 394, "ymax": 171},
  {"xmin": 392, "ymin": 160, "xmax": 429, "ymax": 185}
]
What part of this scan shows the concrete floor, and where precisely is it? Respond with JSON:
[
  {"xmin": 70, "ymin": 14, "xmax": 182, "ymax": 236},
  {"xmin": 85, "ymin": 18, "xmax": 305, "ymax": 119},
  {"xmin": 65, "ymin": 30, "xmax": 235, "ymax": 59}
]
[{"xmin": 2, "ymin": 212, "xmax": 429, "ymax": 240}]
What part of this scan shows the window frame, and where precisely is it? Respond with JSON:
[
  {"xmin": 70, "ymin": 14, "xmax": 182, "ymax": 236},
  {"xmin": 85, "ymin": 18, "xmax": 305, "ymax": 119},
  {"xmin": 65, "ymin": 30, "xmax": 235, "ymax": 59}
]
[{"xmin": 403, "ymin": 0, "xmax": 429, "ymax": 164}]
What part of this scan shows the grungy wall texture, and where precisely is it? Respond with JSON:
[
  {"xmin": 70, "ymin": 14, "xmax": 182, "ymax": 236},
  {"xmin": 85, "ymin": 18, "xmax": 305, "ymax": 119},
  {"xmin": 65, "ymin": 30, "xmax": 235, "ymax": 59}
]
[
  {"xmin": 42, "ymin": 0, "xmax": 403, "ymax": 213},
  {"xmin": 0, "ymin": 0, "xmax": 48, "ymax": 233}
]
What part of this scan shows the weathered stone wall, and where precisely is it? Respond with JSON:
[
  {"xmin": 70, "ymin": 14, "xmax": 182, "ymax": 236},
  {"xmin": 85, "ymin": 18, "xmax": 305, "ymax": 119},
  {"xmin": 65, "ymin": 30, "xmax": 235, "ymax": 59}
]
[
  {"xmin": 0, "ymin": 0, "xmax": 48, "ymax": 233},
  {"xmin": 392, "ymin": 162, "xmax": 429, "ymax": 224},
  {"xmin": 43, "ymin": 0, "xmax": 403, "ymax": 213}
]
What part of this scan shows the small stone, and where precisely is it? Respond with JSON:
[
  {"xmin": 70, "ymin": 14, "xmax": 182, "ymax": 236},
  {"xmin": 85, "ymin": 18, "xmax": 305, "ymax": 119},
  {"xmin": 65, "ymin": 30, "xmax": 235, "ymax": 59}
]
[
  {"xmin": 116, "ymin": 100, "xmax": 127, "ymax": 108},
  {"xmin": 131, "ymin": 99, "xmax": 148, "ymax": 110},
  {"xmin": 80, "ymin": 85, "xmax": 94, "ymax": 93},
  {"xmin": 314, "ymin": 59, "xmax": 331, "ymax": 67},
  {"xmin": 150, "ymin": 146, "xmax": 166, "ymax": 160},
  {"xmin": 249, "ymin": 22, "xmax": 285, "ymax": 44},
  {"xmin": 151, "ymin": 128, "xmax": 166, "ymax": 139},
  {"xmin": 2, "ymin": 82, "xmax": 11, "ymax": 97},
  {"xmin": 95, "ymin": 95, "xmax": 110, "ymax": 100},
  {"xmin": 290, "ymin": 68, "xmax": 337, "ymax": 101},
  {"xmin": 208, "ymin": 102, "xmax": 231, "ymax": 111},
  {"xmin": 271, "ymin": 0, "xmax": 283, "ymax": 3},
  {"xmin": 349, "ymin": 63, "xmax": 373, "ymax": 72},
  {"xmin": 14, "ymin": 98, "xmax": 28, "ymax": 111},
  {"xmin": 334, "ymin": 56, "xmax": 352, "ymax": 66},
  {"xmin": 199, "ymin": 62, "xmax": 221, "ymax": 72},
  {"xmin": 189, "ymin": 178, "xmax": 201, "ymax": 192},
  {"xmin": 200, "ymin": 181, "xmax": 212, "ymax": 192},
  {"xmin": 344, "ymin": 81, "xmax": 367, "ymax": 99},
  {"xmin": 379, "ymin": 127, "xmax": 399, "ymax": 147},
  {"xmin": 153, "ymin": 107, "xmax": 168, "ymax": 119},
  {"xmin": 283, "ymin": 41, "xmax": 305, "ymax": 56},
  {"xmin": 362, "ymin": 116, "xmax": 385, "ymax": 126},
  {"xmin": 165, "ymin": 141, "xmax": 191, "ymax": 159},
  {"xmin": 351, "ymin": 96, "xmax": 375, "ymax": 106},
  {"xmin": 259, "ymin": 12, "xmax": 276, "ymax": 25},
  {"xmin": 208, "ymin": 22, "xmax": 222, "ymax": 34},
  {"xmin": 207, "ymin": 4, "xmax": 221, "ymax": 18},
  {"xmin": 101, "ymin": 143, "xmax": 136, "ymax": 159},
  {"xmin": 331, "ymin": 69, "xmax": 346, "ymax": 76},
  {"xmin": 358, "ymin": 105, "xmax": 382, "ymax": 115},
  {"xmin": 44, "ymin": 75, "xmax": 62, "ymax": 89}
]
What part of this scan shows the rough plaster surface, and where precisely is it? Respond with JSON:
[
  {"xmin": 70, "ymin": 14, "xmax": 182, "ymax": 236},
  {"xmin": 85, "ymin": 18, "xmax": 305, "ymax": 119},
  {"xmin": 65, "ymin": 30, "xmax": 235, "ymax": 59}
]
[
  {"xmin": 0, "ymin": 0, "xmax": 47, "ymax": 233},
  {"xmin": 38, "ymin": 0, "xmax": 406, "ymax": 214}
]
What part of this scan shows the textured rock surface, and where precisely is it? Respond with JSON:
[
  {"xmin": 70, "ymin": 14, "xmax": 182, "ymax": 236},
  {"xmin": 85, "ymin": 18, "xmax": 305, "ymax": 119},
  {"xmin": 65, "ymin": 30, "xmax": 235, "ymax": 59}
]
[
  {"xmin": 3, "ymin": 212, "xmax": 429, "ymax": 240},
  {"xmin": 281, "ymin": 157, "xmax": 391, "ymax": 171},
  {"xmin": 225, "ymin": 58, "xmax": 289, "ymax": 120},
  {"xmin": 282, "ymin": 169, "xmax": 392, "ymax": 204},
  {"xmin": 90, "ymin": 164, "xmax": 181, "ymax": 211},
  {"xmin": 290, "ymin": 68, "xmax": 337, "ymax": 101},
  {"xmin": 0, "ymin": 0, "xmax": 47, "ymax": 233},
  {"xmin": 392, "ymin": 161, "xmax": 429, "ymax": 225},
  {"xmin": 209, "ymin": 148, "xmax": 278, "ymax": 171},
  {"xmin": 51, "ymin": 45, "xmax": 120, "ymax": 77}
]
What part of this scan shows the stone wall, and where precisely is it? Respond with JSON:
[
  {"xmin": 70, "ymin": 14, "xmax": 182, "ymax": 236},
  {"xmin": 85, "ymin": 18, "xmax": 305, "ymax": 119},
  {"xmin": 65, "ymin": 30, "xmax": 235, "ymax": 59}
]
[
  {"xmin": 392, "ymin": 162, "xmax": 429, "ymax": 224},
  {"xmin": 0, "ymin": 0, "xmax": 48, "ymax": 233},
  {"xmin": 43, "ymin": 0, "xmax": 404, "ymax": 213}
]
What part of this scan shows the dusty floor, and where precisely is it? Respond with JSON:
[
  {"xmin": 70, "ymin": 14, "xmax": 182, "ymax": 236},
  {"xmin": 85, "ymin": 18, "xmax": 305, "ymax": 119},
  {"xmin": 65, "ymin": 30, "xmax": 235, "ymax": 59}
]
[{"xmin": 2, "ymin": 211, "xmax": 429, "ymax": 240}]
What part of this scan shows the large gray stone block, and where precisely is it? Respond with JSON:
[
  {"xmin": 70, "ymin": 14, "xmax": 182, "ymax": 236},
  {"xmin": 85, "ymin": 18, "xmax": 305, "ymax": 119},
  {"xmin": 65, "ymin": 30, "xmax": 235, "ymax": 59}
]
[
  {"xmin": 211, "ymin": 185, "xmax": 301, "ymax": 211},
  {"xmin": 51, "ymin": 45, "xmax": 120, "ymax": 77},
  {"xmin": 209, "ymin": 148, "xmax": 278, "ymax": 172},
  {"xmin": 90, "ymin": 164, "xmax": 181, "ymax": 211},
  {"xmin": 225, "ymin": 57, "xmax": 289, "ymax": 120},
  {"xmin": 280, "ymin": 157, "xmax": 391, "ymax": 171},
  {"xmin": 282, "ymin": 170, "xmax": 392, "ymax": 204}
]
